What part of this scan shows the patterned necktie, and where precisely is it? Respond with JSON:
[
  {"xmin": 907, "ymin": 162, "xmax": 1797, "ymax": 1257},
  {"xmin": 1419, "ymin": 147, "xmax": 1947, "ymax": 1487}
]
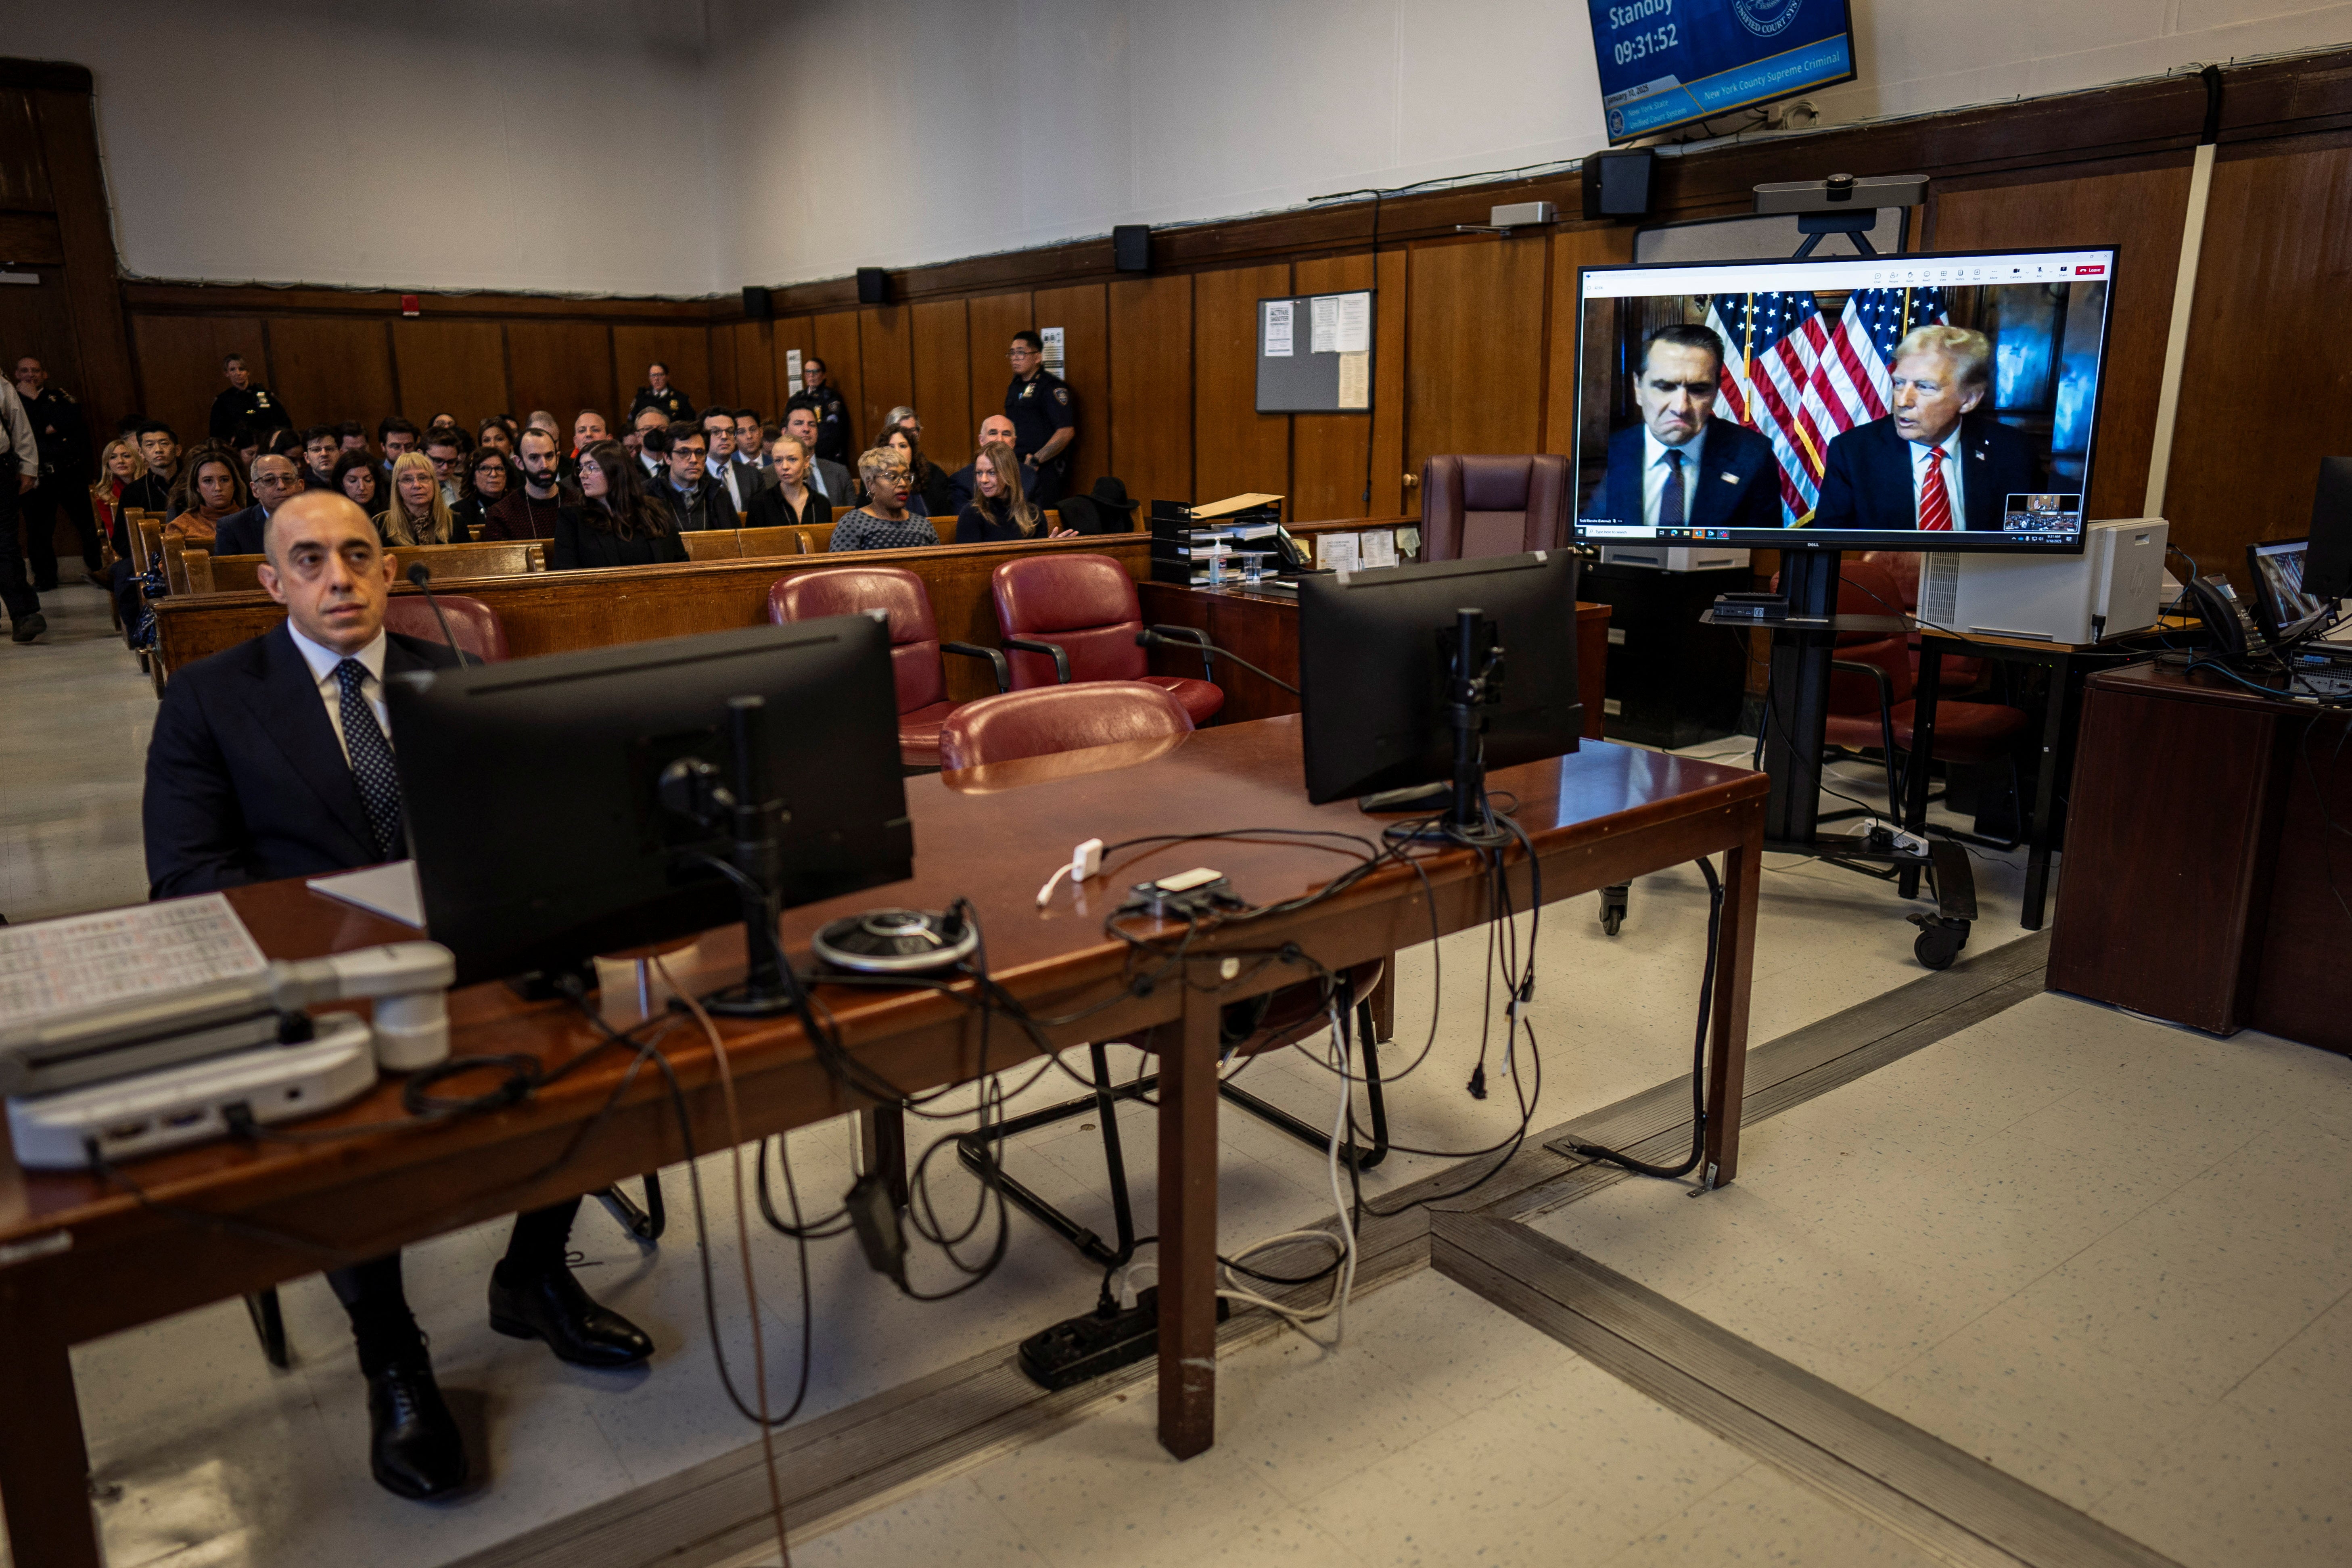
[
  {"xmin": 1918, "ymin": 447, "xmax": 1953, "ymax": 532},
  {"xmin": 335, "ymin": 659, "xmax": 404, "ymax": 859},
  {"xmin": 1660, "ymin": 448, "xmax": 1687, "ymax": 529}
]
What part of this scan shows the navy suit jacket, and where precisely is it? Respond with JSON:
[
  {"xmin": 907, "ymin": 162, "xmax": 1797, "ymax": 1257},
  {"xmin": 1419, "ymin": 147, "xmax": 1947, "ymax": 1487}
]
[
  {"xmin": 144, "ymin": 621, "xmax": 460, "ymax": 898},
  {"xmin": 212, "ymin": 504, "xmax": 270, "ymax": 556},
  {"xmin": 1812, "ymin": 412, "xmax": 2037, "ymax": 533},
  {"xmin": 1581, "ymin": 420, "xmax": 1782, "ymax": 532}
]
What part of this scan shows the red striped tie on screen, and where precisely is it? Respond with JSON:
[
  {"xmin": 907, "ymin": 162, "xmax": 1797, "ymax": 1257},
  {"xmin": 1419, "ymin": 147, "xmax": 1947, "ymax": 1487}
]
[{"xmin": 1918, "ymin": 449, "xmax": 1953, "ymax": 532}]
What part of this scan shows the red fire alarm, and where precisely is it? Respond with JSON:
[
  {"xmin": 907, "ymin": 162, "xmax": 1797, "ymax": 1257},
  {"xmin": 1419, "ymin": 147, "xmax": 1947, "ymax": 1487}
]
[{"xmin": 400, "ymin": 294, "xmax": 420, "ymax": 317}]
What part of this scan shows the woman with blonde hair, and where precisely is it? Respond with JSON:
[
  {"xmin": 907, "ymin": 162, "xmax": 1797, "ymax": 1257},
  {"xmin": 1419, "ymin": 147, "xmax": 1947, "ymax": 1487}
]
[
  {"xmin": 93, "ymin": 435, "xmax": 147, "ymax": 559},
  {"xmin": 955, "ymin": 441, "xmax": 1076, "ymax": 543},
  {"xmin": 376, "ymin": 450, "xmax": 459, "ymax": 545}
]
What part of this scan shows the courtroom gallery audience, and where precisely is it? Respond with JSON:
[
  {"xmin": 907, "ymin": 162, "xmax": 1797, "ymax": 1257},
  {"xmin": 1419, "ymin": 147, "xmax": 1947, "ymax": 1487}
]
[
  {"xmin": 163, "ymin": 446, "xmax": 248, "ymax": 546},
  {"xmin": 526, "ymin": 409, "xmax": 559, "ymax": 439},
  {"xmin": 627, "ymin": 406, "xmax": 669, "ymax": 472},
  {"xmin": 300, "ymin": 425, "xmax": 341, "ymax": 489},
  {"xmin": 879, "ymin": 421, "xmax": 951, "ymax": 516},
  {"xmin": 336, "ymin": 420, "xmax": 368, "ymax": 454},
  {"xmin": 745, "ymin": 433, "xmax": 830, "ymax": 530},
  {"xmin": 732, "ymin": 409, "xmax": 767, "ymax": 470},
  {"xmin": 796, "ymin": 358, "xmax": 851, "ymax": 462},
  {"xmin": 92, "ymin": 435, "xmax": 146, "ymax": 556},
  {"xmin": 955, "ymin": 441, "xmax": 1075, "ymax": 543},
  {"xmin": 785, "ymin": 404, "xmax": 852, "ymax": 503},
  {"xmin": 947, "ymin": 414, "xmax": 1019, "ymax": 508},
  {"xmin": 646, "ymin": 425, "xmax": 735, "ymax": 532},
  {"xmin": 423, "ymin": 429, "xmax": 467, "ymax": 507},
  {"xmin": 377, "ymin": 451, "xmax": 459, "ymax": 546},
  {"xmin": 120, "ymin": 422, "xmax": 183, "ymax": 522},
  {"xmin": 452, "ymin": 449, "xmax": 516, "ymax": 541},
  {"xmin": 571, "ymin": 408, "xmax": 608, "ymax": 457},
  {"xmin": 213, "ymin": 453, "xmax": 306, "ymax": 554},
  {"xmin": 828, "ymin": 447, "xmax": 936, "ymax": 552},
  {"xmin": 481, "ymin": 427, "xmax": 571, "ymax": 540},
  {"xmin": 332, "ymin": 449, "xmax": 382, "ymax": 513},
  {"xmin": 378, "ymin": 416, "xmax": 421, "ymax": 473},
  {"xmin": 552, "ymin": 438, "xmax": 686, "ymax": 569},
  {"xmin": 476, "ymin": 418, "xmax": 515, "ymax": 457}
]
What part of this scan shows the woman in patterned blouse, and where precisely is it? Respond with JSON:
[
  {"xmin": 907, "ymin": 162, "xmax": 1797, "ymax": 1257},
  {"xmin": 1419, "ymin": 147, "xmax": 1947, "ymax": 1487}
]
[{"xmin": 828, "ymin": 446, "xmax": 939, "ymax": 552}]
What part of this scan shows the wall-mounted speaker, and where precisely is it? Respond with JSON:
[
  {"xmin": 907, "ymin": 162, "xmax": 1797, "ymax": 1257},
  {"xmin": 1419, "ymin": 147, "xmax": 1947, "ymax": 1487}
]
[
  {"xmin": 742, "ymin": 285, "xmax": 772, "ymax": 321},
  {"xmin": 1582, "ymin": 148, "xmax": 1655, "ymax": 220},
  {"xmin": 856, "ymin": 267, "xmax": 889, "ymax": 305},
  {"xmin": 1113, "ymin": 225, "xmax": 1150, "ymax": 272}
]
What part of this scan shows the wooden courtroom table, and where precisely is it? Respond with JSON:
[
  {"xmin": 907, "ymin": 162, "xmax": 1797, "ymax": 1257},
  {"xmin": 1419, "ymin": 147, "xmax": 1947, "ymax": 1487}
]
[
  {"xmin": 1140, "ymin": 579, "xmax": 1612, "ymax": 730},
  {"xmin": 0, "ymin": 719, "xmax": 1764, "ymax": 1568},
  {"xmin": 2047, "ymin": 658, "xmax": 2352, "ymax": 1050}
]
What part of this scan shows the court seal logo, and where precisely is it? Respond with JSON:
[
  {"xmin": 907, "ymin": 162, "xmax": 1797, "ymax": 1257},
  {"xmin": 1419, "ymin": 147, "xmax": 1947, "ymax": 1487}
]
[{"xmin": 1733, "ymin": 0, "xmax": 1803, "ymax": 37}]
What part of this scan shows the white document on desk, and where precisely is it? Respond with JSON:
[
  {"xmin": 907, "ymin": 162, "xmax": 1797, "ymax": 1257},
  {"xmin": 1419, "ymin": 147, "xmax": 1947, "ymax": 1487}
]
[
  {"xmin": 1317, "ymin": 532, "xmax": 1359, "ymax": 571},
  {"xmin": 0, "ymin": 893, "xmax": 267, "ymax": 1028},
  {"xmin": 307, "ymin": 861, "xmax": 426, "ymax": 928},
  {"xmin": 1358, "ymin": 529, "xmax": 1398, "ymax": 569}
]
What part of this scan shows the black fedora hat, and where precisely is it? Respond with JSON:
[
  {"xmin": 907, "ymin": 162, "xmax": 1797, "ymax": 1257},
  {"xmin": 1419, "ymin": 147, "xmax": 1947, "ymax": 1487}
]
[{"xmin": 1085, "ymin": 476, "xmax": 1139, "ymax": 512}]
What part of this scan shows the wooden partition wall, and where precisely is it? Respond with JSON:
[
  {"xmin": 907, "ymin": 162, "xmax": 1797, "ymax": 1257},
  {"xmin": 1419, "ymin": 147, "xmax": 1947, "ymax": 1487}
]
[{"xmin": 13, "ymin": 50, "xmax": 2352, "ymax": 592}]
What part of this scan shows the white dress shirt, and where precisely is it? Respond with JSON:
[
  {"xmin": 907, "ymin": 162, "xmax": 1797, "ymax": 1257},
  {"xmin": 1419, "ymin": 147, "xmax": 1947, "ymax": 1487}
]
[
  {"xmin": 1641, "ymin": 425, "xmax": 1706, "ymax": 529},
  {"xmin": 286, "ymin": 623, "xmax": 391, "ymax": 767},
  {"xmin": 710, "ymin": 455, "xmax": 744, "ymax": 511},
  {"xmin": 1909, "ymin": 428, "xmax": 1965, "ymax": 530}
]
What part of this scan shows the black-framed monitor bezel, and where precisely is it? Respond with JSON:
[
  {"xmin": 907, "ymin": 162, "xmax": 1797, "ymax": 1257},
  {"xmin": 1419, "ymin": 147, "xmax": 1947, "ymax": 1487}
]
[
  {"xmin": 1569, "ymin": 244, "xmax": 2122, "ymax": 556},
  {"xmin": 1595, "ymin": 0, "xmax": 1860, "ymax": 147}
]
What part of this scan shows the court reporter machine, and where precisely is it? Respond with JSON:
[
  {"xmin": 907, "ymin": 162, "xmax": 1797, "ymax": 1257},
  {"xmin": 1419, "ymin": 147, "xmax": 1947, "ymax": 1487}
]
[{"xmin": 0, "ymin": 895, "xmax": 454, "ymax": 1169}]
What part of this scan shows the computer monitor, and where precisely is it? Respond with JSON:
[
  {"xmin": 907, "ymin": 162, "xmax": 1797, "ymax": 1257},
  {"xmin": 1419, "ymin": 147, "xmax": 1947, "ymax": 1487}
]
[
  {"xmin": 387, "ymin": 619, "xmax": 913, "ymax": 989},
  {"xmin": 1296, "ymin": 551, "xmax": 1582, "ymax": 821},
  {"xmin": 1572, "ymin": 247, "xmax": 2120, "ymax": 553},
  {"xmin": 2246, "ymin": 539, "xmax": 2336, "ymax": 644},
  {"xmin": 2302, "ymin": 456, "xmax": 2352, "ymax": 600}
]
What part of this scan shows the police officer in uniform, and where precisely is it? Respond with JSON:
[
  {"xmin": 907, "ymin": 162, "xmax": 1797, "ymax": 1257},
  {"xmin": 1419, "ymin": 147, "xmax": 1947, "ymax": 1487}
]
[
  {"xmin": 1003, "ymin": 330, "xmax": 1075, "ymax": 507},
  {"xmin": 209, "ymin": 354, "xmax": 295, "ymax": 442},
  {"xmin": 796, "ymin": 357, "xmax": 852, "ymax": 465},
  {"xmin": 626, "ymin": 362, "xmax": 696, "ymax": 423},
  {"xmin": 10, "ymin": 358, "xmax": 103, "ymax": 590}
]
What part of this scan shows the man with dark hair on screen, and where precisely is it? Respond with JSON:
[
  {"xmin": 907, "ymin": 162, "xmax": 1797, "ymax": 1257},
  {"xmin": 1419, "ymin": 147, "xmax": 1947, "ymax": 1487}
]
[
  {"xmin": 1582, "ymin": 324, "xmax": 1780, "ymax": 533},
  {"xmin": 1812, "ymin": 324, "xmax": 2036, "ymax": 533}
]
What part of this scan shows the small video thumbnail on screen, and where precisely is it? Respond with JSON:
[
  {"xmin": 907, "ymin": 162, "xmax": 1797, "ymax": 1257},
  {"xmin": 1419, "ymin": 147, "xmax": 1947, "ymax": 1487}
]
[{"xmin": 1574, "ymin": 266, "xmax": 2110, "ymax": 542}]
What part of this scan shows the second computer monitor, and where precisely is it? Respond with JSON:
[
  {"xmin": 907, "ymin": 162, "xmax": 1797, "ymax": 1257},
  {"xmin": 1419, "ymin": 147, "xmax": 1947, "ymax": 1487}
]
[{"xmin": 1296, "ymin": 551, "xmax": 1582, "ymax": 806}]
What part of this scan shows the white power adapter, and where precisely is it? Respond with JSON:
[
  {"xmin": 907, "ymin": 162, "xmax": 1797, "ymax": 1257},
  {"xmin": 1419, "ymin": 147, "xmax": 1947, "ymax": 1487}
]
[{"xmin": 1035, "ymin": 837, "xmax": 1106, "ymax": 907}]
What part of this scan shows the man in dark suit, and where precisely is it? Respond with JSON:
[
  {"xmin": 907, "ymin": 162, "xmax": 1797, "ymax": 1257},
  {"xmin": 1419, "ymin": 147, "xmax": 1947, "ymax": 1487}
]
[
  {"xmin": 144, "ymin": 491, "xmax": 653, "ymax": 1501},
  {"xmin": 1813, "ymin": 325, "xmax": 2037, "ymax": 533},
  {"xmin": 1581, "ymin": 324, "xmax": 1782, "ymax": 534},
  {"xmin": 211, "ymin": 452, "xmax": 305, "ymax": 555}
]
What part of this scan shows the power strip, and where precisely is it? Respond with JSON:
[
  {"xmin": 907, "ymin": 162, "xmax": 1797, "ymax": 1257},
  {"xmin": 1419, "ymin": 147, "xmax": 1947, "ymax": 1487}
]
[{"xmin": 7, "ymin": 1013, "xmax": 378, "ymax": 1170}]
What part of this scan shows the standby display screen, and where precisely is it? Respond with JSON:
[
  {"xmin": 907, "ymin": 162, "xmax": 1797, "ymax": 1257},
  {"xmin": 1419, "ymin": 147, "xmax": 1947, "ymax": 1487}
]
[
  {"xmin": 1589, "ymin": 0, "xmax": 1856, "ymax": 143},
  {"xmin": 1570, "ymin": 247, "xmax": 2120, "ymax": 554}
]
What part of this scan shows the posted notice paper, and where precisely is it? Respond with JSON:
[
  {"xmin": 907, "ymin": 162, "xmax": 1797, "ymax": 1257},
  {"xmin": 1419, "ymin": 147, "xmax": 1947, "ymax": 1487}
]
[
  {"xmin": 785, "ymin": 349, "xmax": 803, "ymax": 393},
  {"xmin": 1337, "ymin": 351, "xmax": 1370, "ymax": 410},
  {"xmin": 1041, "ymin": 326, "xmax": 1065, "ymax": 376},
  {"xmin": 1263, "ymin": 300, "xmax": 1294, "ymax": 357},
  {"xmin": 1309, "ymin": 295, "xmax": 1340, "ymax": 354},
  {"xmin": 1336, "ymin": 291, "xmax": 1372, "ymax": 353}
]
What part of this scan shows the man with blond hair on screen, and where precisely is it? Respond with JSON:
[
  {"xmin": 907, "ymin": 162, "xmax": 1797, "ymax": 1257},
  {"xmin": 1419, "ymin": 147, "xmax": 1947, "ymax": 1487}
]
[{"xmin": 1813, "ymin": 325, "xmax": 2038, "ymax": 533}]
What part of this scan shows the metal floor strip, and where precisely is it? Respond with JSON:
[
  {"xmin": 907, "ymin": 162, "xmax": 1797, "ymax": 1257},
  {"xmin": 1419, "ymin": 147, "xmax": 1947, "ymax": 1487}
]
[{"xmin": 1434, "ymin": 1213, "xmax": 2185, "ymax": 1568}]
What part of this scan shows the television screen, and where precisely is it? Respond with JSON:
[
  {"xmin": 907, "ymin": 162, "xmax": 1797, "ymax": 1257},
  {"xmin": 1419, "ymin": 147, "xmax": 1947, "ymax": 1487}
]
[
  {"xmin": 1572, "ymin": 247, "xmax": 2119, "ymax": 554},
  {"xmin": 1590, "ymin": 0, "xmax": 1857, "ymax": 144}
]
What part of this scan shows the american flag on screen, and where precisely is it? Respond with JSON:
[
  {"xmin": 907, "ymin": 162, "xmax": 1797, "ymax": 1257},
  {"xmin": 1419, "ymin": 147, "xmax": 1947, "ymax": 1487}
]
[
  {"xmin": 1705, "ymin": 291, "xmax": 1831, "ymax": 523},
  {"xmin": 1802, "ymin": 287, "xmax": 1952, "ymax": 454}
]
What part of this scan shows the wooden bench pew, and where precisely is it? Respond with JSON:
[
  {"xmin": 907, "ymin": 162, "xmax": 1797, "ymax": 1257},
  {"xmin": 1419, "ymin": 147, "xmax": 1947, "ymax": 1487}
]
[{"xmin": 183, "ymin": 539, "xmax": 547, "ymax": 596}]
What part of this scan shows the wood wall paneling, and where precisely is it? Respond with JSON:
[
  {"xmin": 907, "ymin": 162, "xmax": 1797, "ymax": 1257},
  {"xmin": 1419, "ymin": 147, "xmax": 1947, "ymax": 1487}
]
[
  {"xmin": 264, "ymin": 317, "xmax": 395, "ymax": 432},
  {"xmin": 1106, "ymin": 274, "xmax": 1192, "ymax": 510},
  {"xmin": 506, "ymin": 321, "xmax": 615, "ymax": 431},
  {"xmin": 1191, "ymin": 263, "xmax": 1291, "ymax": 506},
  {"xmin": 1404, "ymin": 236, "xmax": 1549, "ymax": 500},
  {"xmin": 1031, "ymin": 283, "xmax": 1106, "ymax": 493},
  {"xmin": 0, "ymin": 90, "xmax": 52, "ymax": 209},
  {"xmin": 1288, "ymin": 251, "xmax": 1408, "ymax": 520},
  {"xmin": 1543, "ymin": 223, "xmax": 1636, "ymax": 463},
  {"xmin": 610, "ymin": 324, "xmax": 711, "ymax": 422},
  {"xmin": 705, "ymin": 322, "xmax": 738, "ymax": 410},
  {"xmin": 2164, "ymin": 138, "xmax": 2352, "ymax": 587},
  {"xmin": 0, "ymin": 212, "xmax": 63, "ymax": 265},
  {"xmin": 129, "ymin": 315, "xmax": 270, "ymax": 447},
  {"xmin": 856, "ymin": 304, "xmax": 915, "ymax": 441},
  {"xmin": 965, "ymin": 291, "xmax": 1033, "ymax": 443},
  {"xmin": 729, "ymin": 321, "xmax": 776, "ymax": 418},
  {"xmin": 907, "ymin": 298, "xmax": 972, "ymax": 466},
  {"xmin": 1930, "ymin": 156, "xmax": 2192, "ymax": 526},
  {"xmin": 392, "ymin": 319, "xmax": 508, "ymax": 434},
  {"xmin": 811, "ymin": 311, "xmax": 863, "ymax": 454},
  {"xmin": 0, "ymin": 270, "xmax": 85, "ymax": 403}
]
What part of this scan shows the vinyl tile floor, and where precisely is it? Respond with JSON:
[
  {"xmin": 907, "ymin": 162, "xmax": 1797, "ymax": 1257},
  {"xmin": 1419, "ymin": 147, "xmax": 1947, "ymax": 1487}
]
[{"xmin": 21, "ymin": 622, "xmax": 2326, "ymax": 1568}]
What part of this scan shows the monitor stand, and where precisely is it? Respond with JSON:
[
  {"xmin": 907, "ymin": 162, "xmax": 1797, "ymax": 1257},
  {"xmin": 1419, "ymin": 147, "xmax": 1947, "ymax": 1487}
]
[
  {"xmin": 658, "ymin": 694, "xmax": 803, "ymax": 1018},
  {"xmin": 1367, "ymin": 610, "xmax": 1516, "ymax": 849},
  {"xmin": 1760, "ymin": 551, "xmax": 1977, "ymax": 968}
]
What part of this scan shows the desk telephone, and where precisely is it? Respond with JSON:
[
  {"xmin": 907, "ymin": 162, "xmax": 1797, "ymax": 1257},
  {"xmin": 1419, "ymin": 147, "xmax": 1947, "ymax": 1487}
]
[{"xmin": 2188, "ymin": 573, "xmax": 2266, "ymax": 658}]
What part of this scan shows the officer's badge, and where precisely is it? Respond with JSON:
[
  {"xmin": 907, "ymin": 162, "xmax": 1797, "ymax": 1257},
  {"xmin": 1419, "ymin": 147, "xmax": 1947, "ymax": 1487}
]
[{"xmin": 1054, "ymin": 388, "xmax": 1069, "ymax": 404}]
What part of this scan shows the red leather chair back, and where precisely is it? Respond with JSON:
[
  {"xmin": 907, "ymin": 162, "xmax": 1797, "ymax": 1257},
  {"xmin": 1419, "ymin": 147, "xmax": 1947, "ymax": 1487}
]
[
  {"xmin": 1827, "ymin": 634, "xmax": 1914, "ymax": 714},
  {"xmin": 768, "ymin": 565, "xmax": 943, "ymax": 715},
  {"xmin": 1858, "ymin": 550, "xmax": 1923, "ymax": 611},
  {"xmin": 938, "ymin": 682, "xmax": 1192, "ymax": 770},
  {"xmin": 1837, "ymin": 557, "xmax": 1910, "ymax": 621},
  {"xmin": 383, "ymin": 594, "xmax": 509, "ymax": 662},
  {"xmin": 1421, "ymin": 455, "xmax": 1572, "ymax": 561},
  {"xmin": 990, "ymin": 554, "xmax": 1146, "ymax": 690}
]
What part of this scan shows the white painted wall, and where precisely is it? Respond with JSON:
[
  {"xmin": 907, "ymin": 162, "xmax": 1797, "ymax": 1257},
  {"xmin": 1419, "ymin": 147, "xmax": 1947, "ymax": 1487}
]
[{"xmin": 19, "ymin": 0, "xmax": 2352, "ymax": 295}]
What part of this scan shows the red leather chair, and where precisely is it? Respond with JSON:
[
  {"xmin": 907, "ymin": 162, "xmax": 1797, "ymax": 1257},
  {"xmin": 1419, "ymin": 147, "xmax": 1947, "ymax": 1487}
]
[
  {"xmin": 383, "ymin": 594, "xmax": 509, "ymax": 662},
  {"xmin": 1859, "ymin": 549, "xmax": 1986, "ymax": 695},
  {"xmin": 943, "ymin": 679, "xmax": 1387, "ymax": 1266},
  {"xmin": 1823, "ymin": 634, "xmax": 2028, "ymax": 811},
  {"xmin": 1421, "ymin": 454, "xmax": 1573, "ymax": 561},
  {"xmin": 938, "ymin": 682, "xmax": 1190, "ymax": 771},
  {"xmin": 767, "ymin": 565, "xmax": 1008, "ymax": 769},
  {"xmin": 989, "ymin": 553, "xmax": 1224, "ymax": 724}
]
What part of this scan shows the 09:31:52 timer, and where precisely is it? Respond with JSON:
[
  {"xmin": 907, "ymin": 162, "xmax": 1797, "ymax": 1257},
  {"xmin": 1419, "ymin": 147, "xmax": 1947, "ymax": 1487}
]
[{"xmin": 1614, "ymin": 23, "xmax": 1679, "ymax": 67}]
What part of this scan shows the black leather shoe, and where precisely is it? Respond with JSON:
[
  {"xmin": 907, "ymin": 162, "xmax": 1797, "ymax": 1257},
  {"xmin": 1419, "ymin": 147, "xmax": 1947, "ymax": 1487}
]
[
  {"xmin": 488, "ymin": 1262, "xmax": 653, "ymax": 1368},
  {"xmin": 365, "ymin": 1358, "xmax": 467, "ymax": 1500}
]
